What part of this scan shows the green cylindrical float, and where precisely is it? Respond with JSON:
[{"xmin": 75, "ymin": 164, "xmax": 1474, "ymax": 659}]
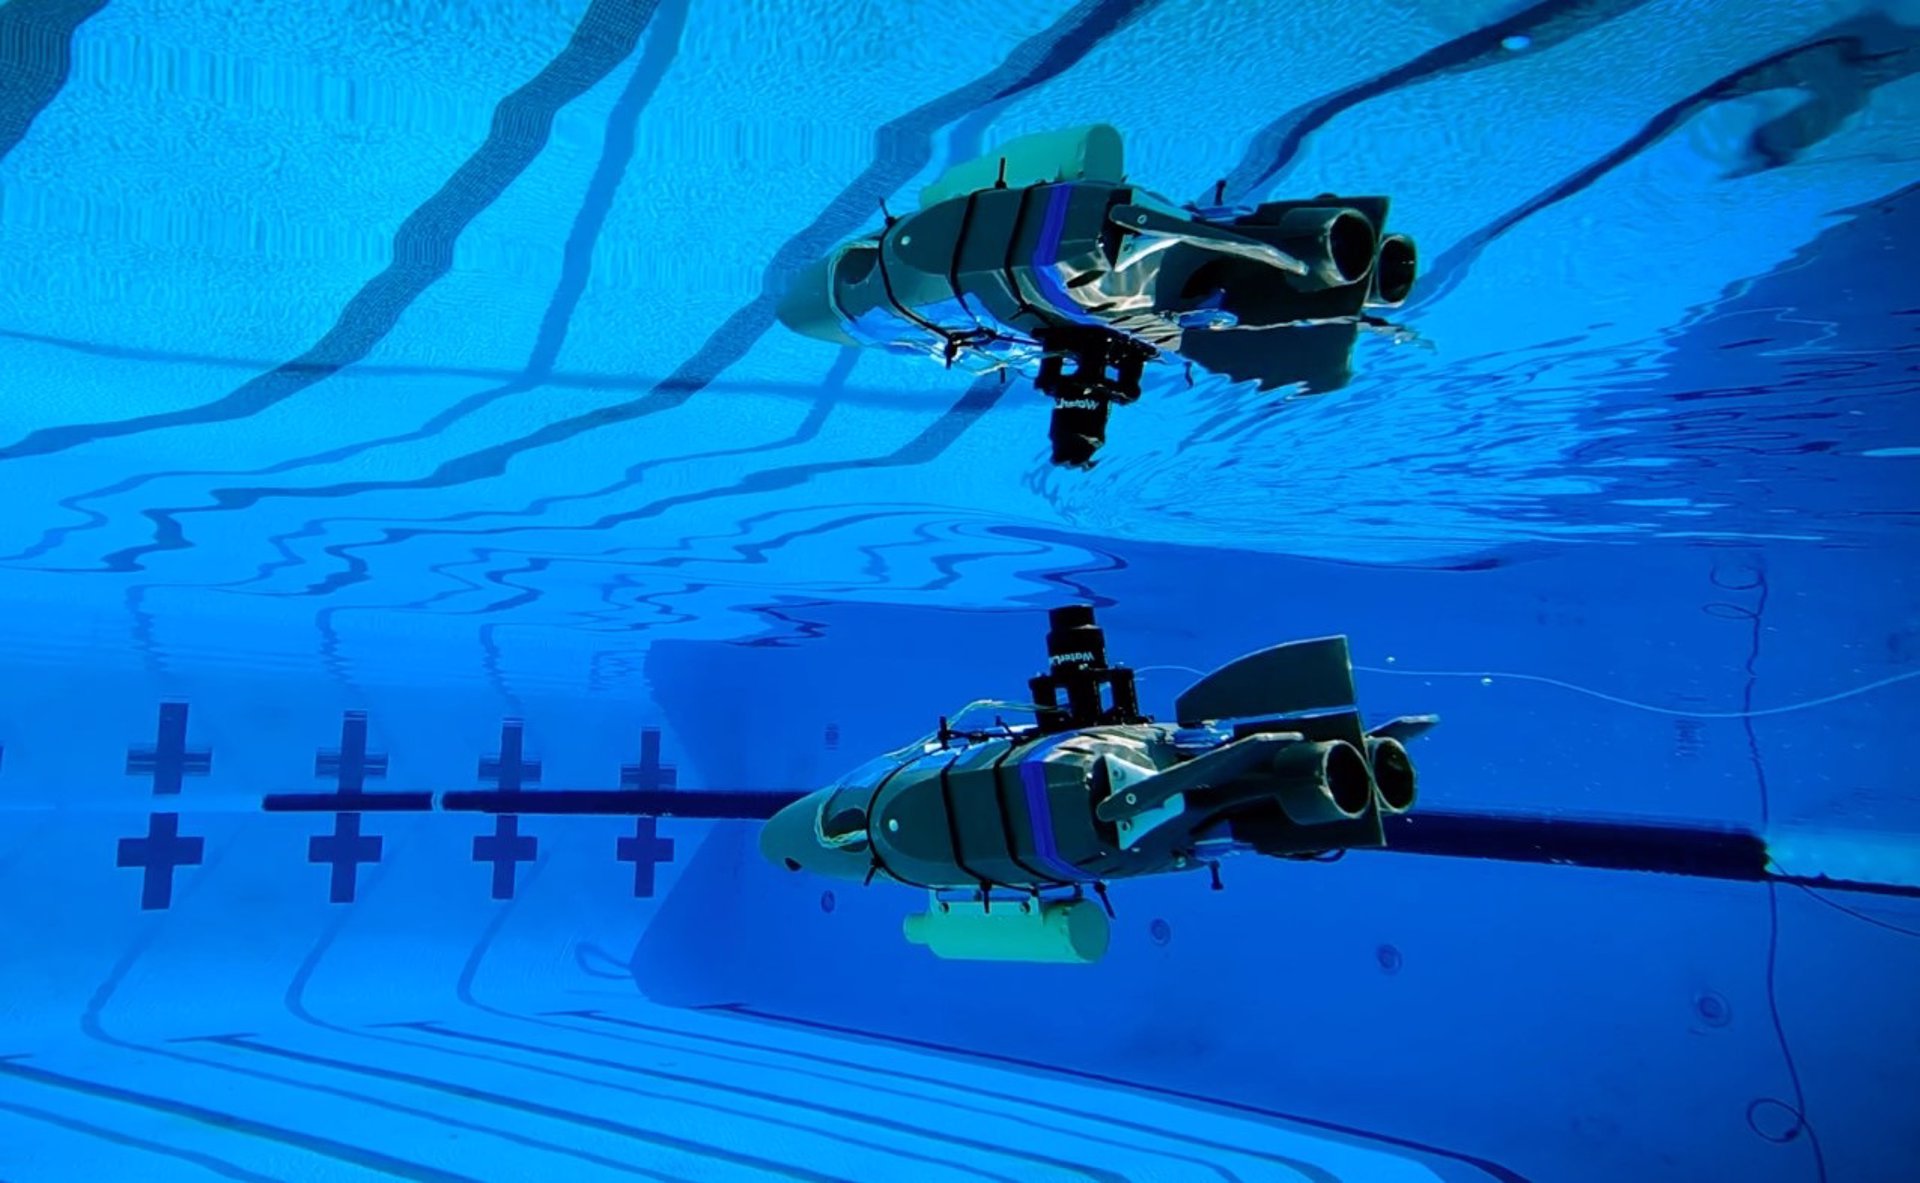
[{"xmin": 903, "ymin": 897, "xmax": 1111, "ymax": 965}]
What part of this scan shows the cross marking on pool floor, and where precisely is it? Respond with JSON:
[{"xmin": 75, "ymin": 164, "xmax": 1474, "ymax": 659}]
[
  {"xmin": 621, "ymin": 728, "xmax": 675, "ymax": 791},
  {"xmin": 304, "ymin": 711, "xmax": 394, "ymax": 902},
  {"xmin": 474, "ymin": 816, "xmax": 537, "ymax": 900},
  {"xmin": 617, "ymin": 817, "xmax": 675, "ymax": 898},
  {"xmin": 117, "ymin": 812, "xmax": 204, "ymax": 909},
  {"xmin": 473, "ymin": 720, "xmax": 539, "ymax": 898},
  {"xmin": 479, "ymin": 719, "xmax": 541, "ymax": 792},
  {"xmin": 616, "ymin": 729, "xmax": 677, "ymax": 897},
  {"xmin": 310, "ymin": 813, "xmax": 382, "ymax": 904},
  {"xmin": 316, "ymin": 710, "xmax": 388, "ymax": 791},
  {"xmin": 126, "ymin": 703, "xmax": 210, "ymax": 795}
]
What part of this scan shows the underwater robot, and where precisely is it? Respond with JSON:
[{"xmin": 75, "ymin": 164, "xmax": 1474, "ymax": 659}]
[
  {"xmin": 758, "ymin": 605, "xmax": 1436, "ymax": 965},
  {"xmin": 775, "ymin": 123, "xmax": 1418, "ymax": 467}
]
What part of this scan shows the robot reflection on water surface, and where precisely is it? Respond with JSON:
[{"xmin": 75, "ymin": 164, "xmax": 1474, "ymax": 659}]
[
  {"xmin": 759, "ymin": 606, "xmax": 1437, "ymax": 965},
  {"xmin": 775, "ymin": 123, "xmax": 1420, "ymax": 468}
]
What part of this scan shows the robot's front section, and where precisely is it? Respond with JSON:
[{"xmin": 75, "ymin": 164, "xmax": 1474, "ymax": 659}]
[
  {"xmin": 762, "ymin": 728, "xmax": 1166, "ymax": 894},
  {"xmin": 776, "ymin": 181, "xmax": 1181, "ymax": 363}
]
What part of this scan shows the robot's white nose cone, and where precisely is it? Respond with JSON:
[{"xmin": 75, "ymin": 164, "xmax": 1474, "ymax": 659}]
[
  {"xmin": 759, "ymin": 791, "xmax": 870, "ymax": 882},
  {"xmin": 775, "ymin": 257, "xmax": 858, "ymax": 346}
]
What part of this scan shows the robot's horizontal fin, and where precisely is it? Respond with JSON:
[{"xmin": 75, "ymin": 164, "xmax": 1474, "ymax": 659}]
[
  {"xmin": 1368, "ymin": 715, "xmax": 1440, "ymax": 742},
  {"xmin": 1174, "ymin": 636, "xmax": 1355, "ymax": 727}
]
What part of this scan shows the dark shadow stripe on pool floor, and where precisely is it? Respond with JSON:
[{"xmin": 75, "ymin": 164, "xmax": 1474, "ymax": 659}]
[
  {"xmin": 393, "ymin": 1019, "xmax": 1108, "ymax": 1183},
  {"xmin": 1210, "ymin": 0, "xmax": 1653, "ymax": 203},
  {"xmin": 201, "ymin": 1033, "xmax": 847, "ymax": 1183},
  {"xmin": 293, "ymin": 372, "xmax": 1009, "ymax": 598},
  {"xmin": 9, "ymin": 0, "xmax": 691, "ymax": 566},
  {"xmin": 0, "ymin": 0, "xmax": 662, "ymax": 463},
  {"xmin": 709, "ymin": 1003, "xmax": 1533, "ymax": 1183},
  {"xmin": 0, "ymin": 0, "xmax": 109, "ymax": 163},
  {"xmin": 0, "ymin": 1094, "xmax": 272, "ymax": 1183},
  {"xmin": 95, "ymin": 0, "xmax": 1159, "ymax": 577},
  {"xmin": 0, "ymin": 1057, "xmax": 477, "ymax": 1182}
]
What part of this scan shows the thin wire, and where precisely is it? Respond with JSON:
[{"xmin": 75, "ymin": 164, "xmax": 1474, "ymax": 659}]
[
  {"xmin": 1353, "ymin": 665, "xmax": 1919, "ymax": 720},
  {"xmin": 884, "ymin": 698, "xmax": 1047, "ymax": 757},
  {"xmin": 1137, "ymin": 609, "xmax": 1873, "ymax": 1182},
  {"xmin": 1726, "ymin": 563, "xmax": 1826, "ymax": 1183},
  {"xmin": 1793, "ymin": 884, "xmax": 1920, "ymax": 939},
  {"xmin": 1132, "ymin": 660, "xmax": 1920, "ymax": 721},
  {"xmin": 1754, "ymin": 882, "xmax": 1827, "ymax": 1176}
]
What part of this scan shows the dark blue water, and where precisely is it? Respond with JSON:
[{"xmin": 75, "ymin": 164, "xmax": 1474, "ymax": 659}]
[{"xmin": 0, "ymin": 2, "xmax": 1915, "ymax": 1180}]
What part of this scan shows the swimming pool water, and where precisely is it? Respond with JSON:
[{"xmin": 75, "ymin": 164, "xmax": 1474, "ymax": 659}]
[{"xmin": 1, "ymin": 1, "xmax": 1916, "ymax": 1180}]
